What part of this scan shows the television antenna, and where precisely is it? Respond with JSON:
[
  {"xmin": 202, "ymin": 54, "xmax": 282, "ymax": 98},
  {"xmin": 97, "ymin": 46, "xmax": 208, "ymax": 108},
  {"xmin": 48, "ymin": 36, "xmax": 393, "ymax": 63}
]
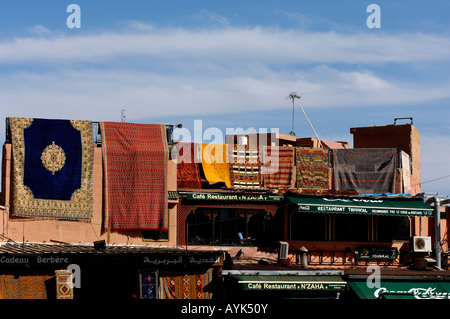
[
  {"xmin": 286, "ymin": 92, "xmax": 300, "ymax": 135},
  {"xmin": 286, "ymin": 92, "xmax": 322, "ymax": 147}
]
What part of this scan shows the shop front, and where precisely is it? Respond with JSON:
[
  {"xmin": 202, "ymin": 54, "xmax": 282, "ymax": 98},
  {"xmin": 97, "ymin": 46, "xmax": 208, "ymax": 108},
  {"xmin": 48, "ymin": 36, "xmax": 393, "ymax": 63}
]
[
  {"xmin": 0, "ymin": 242, "xmax": 227, "ymax": 300},
  {"xmin": 286, "ymin": 193, "xmax": 433, "ymax": 245},
  {"xmin": 284, "ymin": 193, "xmax": 435, "ymax": 267}
]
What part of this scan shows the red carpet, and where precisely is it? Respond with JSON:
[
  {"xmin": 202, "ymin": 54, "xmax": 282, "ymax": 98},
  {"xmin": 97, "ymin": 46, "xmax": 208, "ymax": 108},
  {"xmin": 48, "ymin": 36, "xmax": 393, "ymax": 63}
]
[{"xmin": 101, "ymin": 122, "xmax": 168, "ymax": 231}]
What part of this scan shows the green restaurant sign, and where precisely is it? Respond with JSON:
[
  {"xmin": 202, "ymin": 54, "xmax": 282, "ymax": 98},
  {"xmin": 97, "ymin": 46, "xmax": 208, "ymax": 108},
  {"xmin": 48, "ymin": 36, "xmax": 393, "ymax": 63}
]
[
  {"xmin": 356, "ymin": 247, "xmax": 399, "ymax": 260},
  {"xmin": 183, "ymin": 192, "xmax": 283, "ymax": 202},
  {"xmin": 235, "ymin": 275, "xmax": 347, "ymax": 292},
  {"xmin": 242, "ymin": 281, "xmax": 346, "ymax": 291},
  {"xmin": 349, "ymin": 281, "xmax": 450, "ymax": 299},
  {"xmin": 288, "ymin": 195, "xmax": 433, "ymax": 217}
]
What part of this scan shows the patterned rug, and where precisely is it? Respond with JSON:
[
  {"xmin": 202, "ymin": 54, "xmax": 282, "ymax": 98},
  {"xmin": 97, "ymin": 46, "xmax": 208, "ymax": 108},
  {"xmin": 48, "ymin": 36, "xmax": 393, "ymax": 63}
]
[
  {"xmin": 229, "ymin": 144, "xmax": 261, "ymax": 189},
  {"xmin": 55, "ymin": 270, "xmax": 73, "ymax": 299},
  {"xmin": 139, "ymin": 270, "xmax": 158, "ymax": 299},
  {"xmin": 9, "ymin": 117, "xmax": 94, "ymax": 219},
  {"xmin": 295, "ymin": 147, "xmax": 330, "ymax": 189},
  {"xmin": 262, "ymin": 146, "xmax": 295, "ymax": 189},
  {"xmin": 101, "ymin": 122, "xmax": 168, "ymax": 231},
  {"xmin": 175, "ymin": 142, "xmax": 202, "ymax": 189},
  {"xmin": 201, "ymin": 143, "xmax": 231, "ymax": 187},
  {"xmin": 158, "ymin": 269, "xmax": 213, "ymax": 299},
  {"xmin": 0, "ymin": 274, "xmax": 54, "ymax": 299},
  {"xmin": 333, "ymin": 148, "xmax": 397, "ymax": 194}
]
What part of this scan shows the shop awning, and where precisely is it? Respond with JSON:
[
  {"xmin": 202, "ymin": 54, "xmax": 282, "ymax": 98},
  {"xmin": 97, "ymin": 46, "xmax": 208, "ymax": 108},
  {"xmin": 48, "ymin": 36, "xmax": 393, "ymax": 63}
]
[
  {"xmin": 349, "ymin": 281, "xmax": 450, "ymax": 299},
  {"xmin": 287, "ymin": 195, "xmax": 433, "ymax": 217},
  {"xmin": 233, "ymin": 275, "xmax": 347, "ymax": 292}
]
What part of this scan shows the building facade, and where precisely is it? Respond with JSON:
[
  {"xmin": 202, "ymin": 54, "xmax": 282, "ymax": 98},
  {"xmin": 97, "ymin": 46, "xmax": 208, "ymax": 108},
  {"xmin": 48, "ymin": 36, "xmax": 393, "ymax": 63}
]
[{"xmin": 0, "ymin": 116, "xmax": 449, "ymax": 300}]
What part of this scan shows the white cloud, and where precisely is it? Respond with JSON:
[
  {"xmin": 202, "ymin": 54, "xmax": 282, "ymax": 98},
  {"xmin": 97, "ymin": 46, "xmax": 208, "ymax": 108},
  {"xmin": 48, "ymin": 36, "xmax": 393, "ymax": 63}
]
[
  {"xmin": 192, "ymin": 10, "xmax": 231, "ymax": 26},
  {"xmin": 276, "ymin": 9, "xmax": 343, "ymax": 31},
  {"xmin": 1, "ymin": 27, "xmax": 450, "ymax": 65},
  {"xmin": 28, "ymin": 25, "xmax": 51, "ymax": 36},
  {"xmin": 121, "ymin": 20, "xmax": 154, "ymax": 31},
  {"xmin": 1, "ymin": 66, "xmax": 449, "ymax": 126}
]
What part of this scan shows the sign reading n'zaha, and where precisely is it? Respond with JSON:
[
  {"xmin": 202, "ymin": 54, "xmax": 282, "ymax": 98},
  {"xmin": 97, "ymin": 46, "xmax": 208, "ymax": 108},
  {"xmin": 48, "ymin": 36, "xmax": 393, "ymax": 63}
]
[{"xmin": 243, "ymin": 282, "xmax": 346, "ymax": 291}]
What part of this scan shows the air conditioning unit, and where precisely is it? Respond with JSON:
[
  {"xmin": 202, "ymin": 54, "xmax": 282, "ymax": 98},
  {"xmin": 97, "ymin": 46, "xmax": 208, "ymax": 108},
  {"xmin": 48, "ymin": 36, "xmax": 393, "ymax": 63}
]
[
  {"xmin": 278, "ymin": 241, "xmax": 289, "ymax": 259},
  {"xmin": 412, "ymin": 236, "xmax": 432, "ymax": 252}
]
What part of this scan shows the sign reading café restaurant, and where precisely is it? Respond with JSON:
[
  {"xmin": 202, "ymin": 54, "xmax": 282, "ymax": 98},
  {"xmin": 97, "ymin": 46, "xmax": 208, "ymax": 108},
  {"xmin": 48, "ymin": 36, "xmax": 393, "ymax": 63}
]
[
  {"xmin": 183, "ymin": 192, "xmax": 283, "ymax": 202},
  {"xmin": 235, "ymin": 275, "xmax": 347, "ymax": 292},
  {"xmin": 242, "ymin": 281, "xmax": 346, "ymax": 291}
]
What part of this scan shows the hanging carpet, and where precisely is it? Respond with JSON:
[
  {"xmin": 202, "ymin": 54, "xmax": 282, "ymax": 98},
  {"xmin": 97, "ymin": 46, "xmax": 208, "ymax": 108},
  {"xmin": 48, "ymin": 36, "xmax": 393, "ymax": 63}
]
[
  {"xmin": 295, "ymin": 147, "xmax": 330, "ymax": 189},
  {"xmin": 159, "ymin": 269, "xmax": 214, "ymax": 299},
  {"xmin": 262, "ymin": 146, "xmax": 295, "ymax": 189},
  {"xmin": 229, "ymin": 144, "xmax": 261, "ymax": 189},
  {"xmin": 200, "ymin": 143, "xmax": 231, "ymax": 187},
  {"xmin": 175, "ymin": 142, "xmax": 202, "ymax": 189},
  {"xmin": 9, "ymin": 117, "xmax": 94, "ymax": 220},
  {"xmin": 333, "ymin": 148, "xmax": 398, "ymax": 194},
  {"xmin": 101, "ymin": 122, "xmax": 168, "ymax": 231}
]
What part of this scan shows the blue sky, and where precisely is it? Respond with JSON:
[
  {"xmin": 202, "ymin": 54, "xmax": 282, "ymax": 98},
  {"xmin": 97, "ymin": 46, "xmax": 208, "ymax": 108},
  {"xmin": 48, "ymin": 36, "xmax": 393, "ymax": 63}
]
[{"xmin": 1, "ymin": 1, "xmax": 450, "ymax": 196}]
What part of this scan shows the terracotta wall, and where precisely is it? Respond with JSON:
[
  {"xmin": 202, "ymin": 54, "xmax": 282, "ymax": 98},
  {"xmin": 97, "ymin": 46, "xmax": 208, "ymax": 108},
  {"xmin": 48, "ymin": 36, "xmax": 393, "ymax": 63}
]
[{"xmin": 0, "ymin": 143, "xmax": 178, "ymax": 246}]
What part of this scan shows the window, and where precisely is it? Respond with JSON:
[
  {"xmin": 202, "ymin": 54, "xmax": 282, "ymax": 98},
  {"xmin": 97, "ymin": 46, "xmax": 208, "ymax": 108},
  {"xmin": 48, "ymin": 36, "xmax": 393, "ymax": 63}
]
[
  {"xmin": 375, "ymin": 216, "xmax": 410, "ymax": 242},
  {"xmin": 186, "ymin": 207, "xmax": 278, "ymax": 246},
  {"xmin": 143, "ymin": 230, "xmax": 168, "ymax": 241},
  {"xmin": 334, "ymin": 214, "xmax": 369, "ymax": 242},
  {"xmin": 289, "ymin": 212, "xmax": 410, "ymax": 243},
  {"xmin": 290, "ymin": 212, "xmax": 327, "ymax": 241}
]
